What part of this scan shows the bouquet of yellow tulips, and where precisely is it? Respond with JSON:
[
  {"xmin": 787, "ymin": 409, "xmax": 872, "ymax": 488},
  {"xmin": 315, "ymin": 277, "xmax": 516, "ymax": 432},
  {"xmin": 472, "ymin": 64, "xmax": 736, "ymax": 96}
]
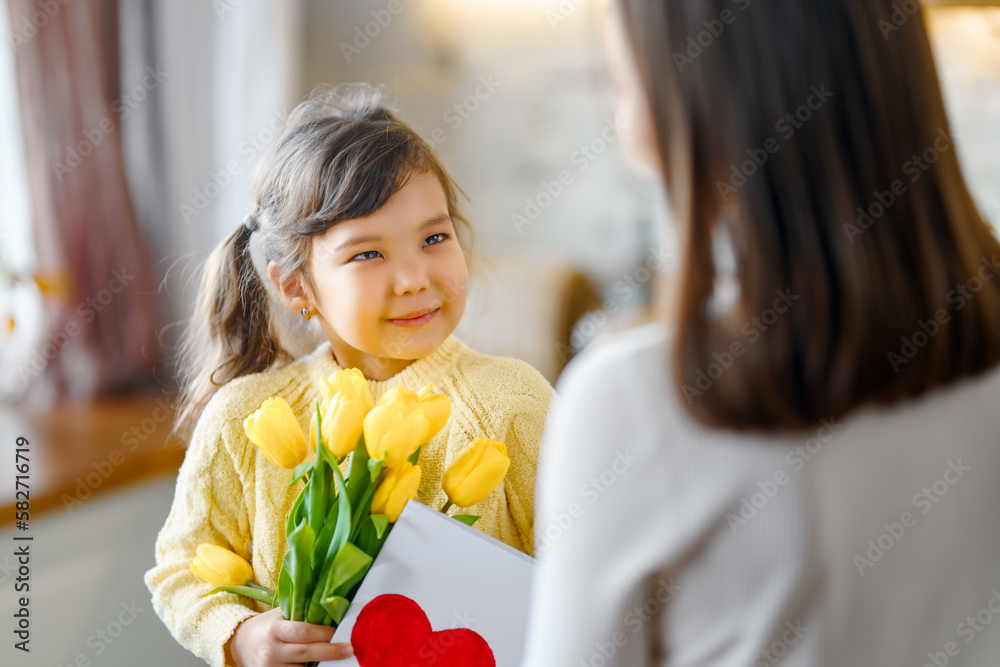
[{"xmin": 190, "ymin": 369, "xmax": 511, "ymax": 634}]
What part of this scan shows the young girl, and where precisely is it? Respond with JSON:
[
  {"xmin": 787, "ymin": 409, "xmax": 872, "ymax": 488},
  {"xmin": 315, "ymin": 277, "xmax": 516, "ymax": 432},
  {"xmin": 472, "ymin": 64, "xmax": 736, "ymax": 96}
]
[{"xmin": 144, "ymin": 83, "xmax": 554, "ymax": 667}]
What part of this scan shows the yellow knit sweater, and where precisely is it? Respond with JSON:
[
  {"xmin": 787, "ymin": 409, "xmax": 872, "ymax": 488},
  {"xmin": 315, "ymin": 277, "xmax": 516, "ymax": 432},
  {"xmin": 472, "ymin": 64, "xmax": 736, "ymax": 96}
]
[{"xmin": 143, "ymin": 335, "xmax": 554, "ymax": 667}]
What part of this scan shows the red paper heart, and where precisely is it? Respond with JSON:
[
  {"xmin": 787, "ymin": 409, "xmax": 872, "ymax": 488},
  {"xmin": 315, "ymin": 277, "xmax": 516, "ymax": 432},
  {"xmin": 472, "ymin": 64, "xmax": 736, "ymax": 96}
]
[{"xmin": 350, "ymin": 593, "xmax": 495, "ymax": 667}]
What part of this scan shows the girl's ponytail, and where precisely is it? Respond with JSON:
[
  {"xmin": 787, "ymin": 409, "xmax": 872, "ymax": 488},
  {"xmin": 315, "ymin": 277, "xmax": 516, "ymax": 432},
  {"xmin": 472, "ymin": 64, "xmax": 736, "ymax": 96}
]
[{"xmin": 170, "ymin": 219, "xmax": 320, "ymax": 443}]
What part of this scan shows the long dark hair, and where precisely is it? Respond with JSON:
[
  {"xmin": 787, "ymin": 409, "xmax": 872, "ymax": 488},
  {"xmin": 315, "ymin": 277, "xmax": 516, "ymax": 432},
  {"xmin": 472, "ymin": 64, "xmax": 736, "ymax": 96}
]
[{"xmin": 615, "ymin": 0, "xmax": 1000, "ymax": 430}]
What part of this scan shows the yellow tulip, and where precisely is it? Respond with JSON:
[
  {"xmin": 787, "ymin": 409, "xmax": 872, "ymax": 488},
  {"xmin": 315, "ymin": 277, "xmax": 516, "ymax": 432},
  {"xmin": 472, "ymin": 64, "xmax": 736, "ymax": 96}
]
[
  {"xmin": 363, "ymin": 396, "xmax": 428, "ymax": 469},
  {"xmin": 418, "ymin": 391, "xmax": 451, "ymax": 443},
  {"xmin": 243, "ymin": 397, "xmax": 309, "ymax": 469},
  {"xmin": 370, "ymin": 462, "xmax": 422, "ymax": 522},
  {"xmin": 309, "ymin": 392, "xmax": 365, "ymax": 459},
  {"xmin": 414, "ymin": 383, "xmax": 451, "ymax": 443},
  {"xmin": 190, "ymin": 543, "xmax": 254, "ymax": 587},
  {"xmin": 319, "ymin": 368, "xmax": 374, "ymax": 415},
  {"xmin": 442, "ymin": 438, "xmax": 510, "ymax": 508},
  {"xmin": 379, "ymin": 386, "xmax": 420, "ymax": 408}
]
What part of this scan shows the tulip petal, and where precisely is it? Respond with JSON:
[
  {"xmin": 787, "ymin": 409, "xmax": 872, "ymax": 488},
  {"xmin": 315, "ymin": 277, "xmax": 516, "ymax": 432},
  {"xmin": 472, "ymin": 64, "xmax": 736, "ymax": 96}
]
[
  {"xmin": 442, "ymin": 437, "xmax": 511, "ymax": 508},
  {"xmin": 324, "ymin": 394, "xmax": 364, "ymax": 459},
  {"xmin": 190, "ymin": 543, "xmax": 254, "ymax": 587},
  {"xmin": 320, "ymin": 368, "xmax": 374, "ymax": 416},
  {"xmin": 363, "ymin": 402, "xmax": 427, "ymax": 468},
  {"xmin": 371, "ymin": 462, "xmax": 421, "ymax": 522},
  {"xmin": 244, "ymin": 397, "xmax": 309, "ymax": 469},
  {"xmin": 419, "ymin": 394, "xmax": 451, "ymax": 443}
]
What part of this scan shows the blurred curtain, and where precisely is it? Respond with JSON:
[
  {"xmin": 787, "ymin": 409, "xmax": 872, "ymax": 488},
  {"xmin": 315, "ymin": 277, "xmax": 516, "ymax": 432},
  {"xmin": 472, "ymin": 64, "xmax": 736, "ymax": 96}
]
[
  {"xmin": 3, "ymin": 0, "xmax": 161, "ymax": 407},
  {"xmin": 117, "ymin": 0, "xmax": 309, "ymax": 388}
]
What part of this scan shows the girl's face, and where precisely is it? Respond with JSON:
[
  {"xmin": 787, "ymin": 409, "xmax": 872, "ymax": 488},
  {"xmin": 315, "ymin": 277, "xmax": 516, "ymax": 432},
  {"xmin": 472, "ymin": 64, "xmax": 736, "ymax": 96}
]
[{"xmin": 302, "ymin": 170, "xmax": 468, "ymax": 380}]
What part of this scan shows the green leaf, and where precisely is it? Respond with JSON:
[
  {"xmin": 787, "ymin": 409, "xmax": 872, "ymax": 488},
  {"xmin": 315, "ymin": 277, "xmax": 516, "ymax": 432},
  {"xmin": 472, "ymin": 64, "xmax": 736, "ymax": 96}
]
[
  {"xmin": 306, "ymin": 402, "xmax": 330, "ymax": 539},
  {"xmin": 276, "ymin": 564, "xmax": 293, "ymax": 619},
  {"xmin": 286, "ymin": 518, "xmax": 317, "ymax": 622},
  {"xmin": 304, "ymin": 544, "xmax": 336, "ymax": 619},
  {"xmin": 302, "ymin": 467, "xmax": 363, "ymax": 620},
  {"xmin": 416, "ymin": 488, "xmax": 428, "ymax": 498},
  {"xmin": 286, "ymin": 485, "xmax": 308, "ymax": 535},
  {"xmin": 308, "ymin": 448, "xmax": 329, "ymax": 538},
  {"xmin": 324, "ymin": 541, "xmax": 372, "ymax": 598},
  {"xmin": 199, "ymin": 584, "xmax": 276, "ymax": 607},
  {"xmin": 407, "ymin": 445, "xmax": 422, "ymax": 466},
  {"xmin": 324, "ymin": 467, "xmax": 353, "ymax": 564},
  {"xmin": 244, "ymin": 581, "xmax": 276, "ymax": 595},
  {"xmin": 452, "ymin": 514, "xmax": 480, "ymax": 526},
  {"xmin": 370, "ymin": 514, "xmax": 389, "ymax": 540},
  {"xmin": 346, "ymin": 438, "xmax": 371, "ymax": 509},
  {"xmin": 305, "ymin": 595, "xmax": 328, "ymax": 625},
  {"xmin": 367, "ymin": 455, "xmax": 385, "ymax": 483},
  {"xmin": 303, "ymin": 467, "xmax": 351, "ymax": 616},
  {"xmin": 288, "ymin": 459, "xmax": 313, "ymax": 487},
  {"xmin": 320, "ymin": 595, "xmax": 351, "ymax": 625},
  {"xmin": 311, "ymin": 495, "xmax": 341, "ymax": 573},
  {"xmin": 314, "ymin": 400, "xmax": 324, "ymax": 453},
  {"xmin": 349, "ymin": 479, "xmax": 379, "ymax": 544},
  {"xmin": 354, "ymin": 516, "xmax": 381, "ymax": 559}
]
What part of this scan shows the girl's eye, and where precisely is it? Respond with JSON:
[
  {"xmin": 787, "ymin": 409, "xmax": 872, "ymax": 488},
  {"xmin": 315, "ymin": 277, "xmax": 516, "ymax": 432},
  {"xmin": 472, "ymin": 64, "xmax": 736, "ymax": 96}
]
[{"xmin": 350, "ymin": 233, "xmax": 446, "ymax": 260}]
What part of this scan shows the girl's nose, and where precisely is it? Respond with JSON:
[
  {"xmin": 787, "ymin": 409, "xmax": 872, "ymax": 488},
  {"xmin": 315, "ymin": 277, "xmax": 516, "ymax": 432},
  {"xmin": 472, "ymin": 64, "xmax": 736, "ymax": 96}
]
[{"xmin": 392, "ymin": 257, "xmax": 431, "ymax": 295}]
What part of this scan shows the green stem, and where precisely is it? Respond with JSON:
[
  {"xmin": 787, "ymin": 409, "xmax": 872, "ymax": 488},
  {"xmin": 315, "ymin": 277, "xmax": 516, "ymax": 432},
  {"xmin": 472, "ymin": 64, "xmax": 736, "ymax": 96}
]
[
  {"xmin": 243, "ymin": 580, "xmax": 275, "ymax": 595},
  {"xmin": 349, "ymin": 475, "xmax": 382, "ymax": 543},
  {"xmin": 309, "ymin": 448, "xmax": 327, "ymax": 535},
  {"xmin": 304, "ymin": 466, "xmax": 352, "ymax": 617},
  {"xmin": 440, "ymin": 499, "xmax": 454, "ymax": 515},
  {"xmin": 309, "ymin": 403, "xmax": 328, "ymax": 535},
  {"xmin": 200, "ymin": 584, "xmax": 276, "ymax": 607}
]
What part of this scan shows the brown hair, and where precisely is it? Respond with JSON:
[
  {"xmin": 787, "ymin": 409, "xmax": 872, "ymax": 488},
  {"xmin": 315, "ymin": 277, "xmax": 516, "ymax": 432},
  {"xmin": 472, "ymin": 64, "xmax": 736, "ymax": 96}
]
[
  {"xmin": 614, "ymin": 0, "xmax": 1000, "ymax": 430},
  {"xmin": 170, "ymin": 83, "xmax": 475, "ymax": 442}
]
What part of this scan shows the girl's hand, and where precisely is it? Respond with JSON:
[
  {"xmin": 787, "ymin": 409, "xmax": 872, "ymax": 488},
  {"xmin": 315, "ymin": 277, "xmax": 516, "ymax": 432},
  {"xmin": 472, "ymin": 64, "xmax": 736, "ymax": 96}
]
[{"xmin": 225, "ymin": 607, "xmax": 354, "ymax": 666}]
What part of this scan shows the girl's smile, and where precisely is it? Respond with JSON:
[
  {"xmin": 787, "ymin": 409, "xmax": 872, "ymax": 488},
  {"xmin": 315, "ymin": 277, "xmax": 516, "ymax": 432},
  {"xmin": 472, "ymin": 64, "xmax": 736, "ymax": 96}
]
[{"xmin": 387, "ymin": 307, "xmax": 440, "ymax": 327}]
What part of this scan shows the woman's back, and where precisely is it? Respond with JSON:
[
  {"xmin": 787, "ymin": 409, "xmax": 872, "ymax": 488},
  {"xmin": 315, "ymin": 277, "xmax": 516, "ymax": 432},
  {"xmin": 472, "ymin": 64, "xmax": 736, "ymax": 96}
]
[
  {"xmin": 525, "ymin": 320, "xmax": 1000, "ymax": 666},
  {"xmin": 812, "ymin": 356, "xmax": 1000, "ymax": 664}
]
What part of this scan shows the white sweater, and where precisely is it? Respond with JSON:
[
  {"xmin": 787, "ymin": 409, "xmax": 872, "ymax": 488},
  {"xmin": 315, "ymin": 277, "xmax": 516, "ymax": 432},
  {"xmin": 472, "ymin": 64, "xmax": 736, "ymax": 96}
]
[{"xmin": 521, "ymin": 321, "xmax": 1000, "ymax": 667}]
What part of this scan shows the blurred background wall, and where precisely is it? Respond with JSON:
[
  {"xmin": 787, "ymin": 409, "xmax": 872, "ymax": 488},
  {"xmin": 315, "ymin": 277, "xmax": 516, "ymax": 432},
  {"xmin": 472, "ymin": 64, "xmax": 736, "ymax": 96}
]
[{"xmin": 1, "ymin": 0, "xmax": 998, "ymax": 408}]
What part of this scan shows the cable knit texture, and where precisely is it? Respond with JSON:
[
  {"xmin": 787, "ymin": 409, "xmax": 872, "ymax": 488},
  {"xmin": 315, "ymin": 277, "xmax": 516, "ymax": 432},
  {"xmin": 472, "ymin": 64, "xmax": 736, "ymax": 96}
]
[{"xmin": 143, "ymin": 334, "xmax": 554, "ymax": 667}]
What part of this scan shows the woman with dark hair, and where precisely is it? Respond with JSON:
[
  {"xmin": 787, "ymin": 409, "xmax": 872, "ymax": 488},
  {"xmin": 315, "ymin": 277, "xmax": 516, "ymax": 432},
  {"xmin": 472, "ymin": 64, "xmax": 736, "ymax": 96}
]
[{"xmin": 522, "ymin": 1, "xmax": 1000, "ymax": 665}]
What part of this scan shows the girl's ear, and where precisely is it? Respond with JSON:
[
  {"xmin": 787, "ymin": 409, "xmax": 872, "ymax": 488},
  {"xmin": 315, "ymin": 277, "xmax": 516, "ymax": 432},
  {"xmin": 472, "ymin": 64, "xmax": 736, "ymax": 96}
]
[{"xmin": 267, "ymin": 260, "xmax": 312, "ymax": 313}]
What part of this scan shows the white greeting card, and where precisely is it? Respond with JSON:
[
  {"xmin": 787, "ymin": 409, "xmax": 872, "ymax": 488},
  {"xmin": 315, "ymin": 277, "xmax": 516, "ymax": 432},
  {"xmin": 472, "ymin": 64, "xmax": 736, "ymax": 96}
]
[{"xmin": 323, "ymin": 500, "xmax": 536, "ymax": 667}]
